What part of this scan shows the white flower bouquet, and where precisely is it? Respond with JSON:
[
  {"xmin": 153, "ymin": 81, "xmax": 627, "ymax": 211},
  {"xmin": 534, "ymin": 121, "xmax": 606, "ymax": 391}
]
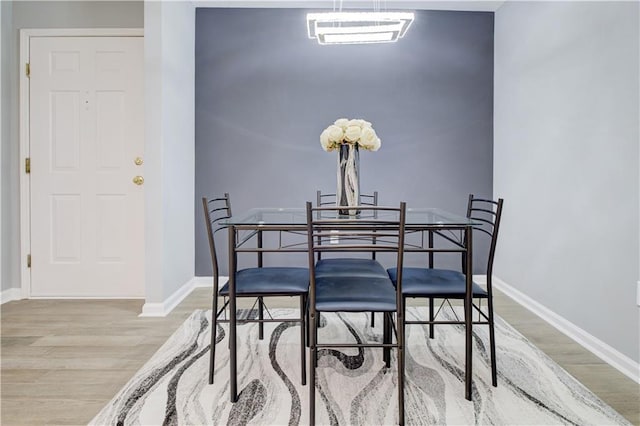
[{"xmin": 320, "ymin": 118, "xmax": 381, "ymax": 152}]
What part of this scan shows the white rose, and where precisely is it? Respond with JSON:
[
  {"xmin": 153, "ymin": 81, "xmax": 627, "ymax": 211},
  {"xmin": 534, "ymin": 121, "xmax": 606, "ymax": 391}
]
[
  {"xmin": 334, "ymin": 118, "xmax": 349, "ymax": 130},
  {"xmin": 349, "ymin": 119, "xmax": 372, "ymax": 129},
  {"xmin": 326, "ymin": 125, "xmax": 344, "ymax": 143},
  {"xmin": 320, "ymin": 128, "xmax": 332, "ymax": 151},
  {"xmin": 370, "ymin": 137, "xmax": 381, "ymax": 151},
  {"xmin": 344, "ymin": 125, "xmax": 362, "ymax": 143},
  {"xmin": 359, "ymin": 127, "xmax": 378, "ymax": 150}
]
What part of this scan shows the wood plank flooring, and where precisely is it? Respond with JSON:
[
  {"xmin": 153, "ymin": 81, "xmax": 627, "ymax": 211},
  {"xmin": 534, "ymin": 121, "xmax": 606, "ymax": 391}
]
[{"xmin": 1, "ymin": 288, "xmax": 638, "ymax": 425}]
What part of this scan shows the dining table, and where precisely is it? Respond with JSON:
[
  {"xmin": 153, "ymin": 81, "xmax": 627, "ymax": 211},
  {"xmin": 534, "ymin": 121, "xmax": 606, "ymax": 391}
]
[{"xmin": 222, "ymin": 206, "xmax": 478, "ymax": 403}]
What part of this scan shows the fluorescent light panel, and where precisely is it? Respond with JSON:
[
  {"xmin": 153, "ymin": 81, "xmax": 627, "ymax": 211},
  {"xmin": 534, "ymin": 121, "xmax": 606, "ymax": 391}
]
[
  {"xmin": 317, "ymin": 22, "xmax": 404, "ymax": 35},
  {"xmin": 322, "ymin": 32, "xmax": 395, "ymax": 44},
  {"xmin": 307, "ymin": 11, "xmax": 414, "ymax": 45}
]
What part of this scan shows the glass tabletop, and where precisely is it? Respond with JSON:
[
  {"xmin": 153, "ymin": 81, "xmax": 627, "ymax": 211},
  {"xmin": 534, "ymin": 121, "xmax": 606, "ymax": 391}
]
[{"xmin": 222, "ymin": 207, "xmax": 476, "ymax": 226}]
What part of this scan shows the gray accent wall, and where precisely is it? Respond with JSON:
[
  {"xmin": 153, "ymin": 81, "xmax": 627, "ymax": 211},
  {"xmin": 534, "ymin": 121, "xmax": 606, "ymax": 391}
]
[
  {"xmin": 494, "ymin": 1, "xmax": 639, "ymax": 363},
  {"xmin": 195, "ymin": 9, "xmax": 494, "ymax": 276},
  {"xmin": 1, "ymin": 1, "xmax": 143, "ymax": 292}
]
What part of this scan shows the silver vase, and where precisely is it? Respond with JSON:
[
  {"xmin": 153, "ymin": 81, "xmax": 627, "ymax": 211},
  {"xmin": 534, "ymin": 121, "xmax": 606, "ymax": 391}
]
[{"xmin": 336, "ymin": 144, "xmax": 360, "ymax": 215}]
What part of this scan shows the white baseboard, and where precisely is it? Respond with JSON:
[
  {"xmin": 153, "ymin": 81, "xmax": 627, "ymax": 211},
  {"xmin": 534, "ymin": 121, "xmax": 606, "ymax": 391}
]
[
  {"xmin": 139, "ymin": 277, "xmax": 197, "ymax": 317},
  {"xmin": 1, "ymin": 287, "xmax": 23, "ymax": 304},
  {"xmin": 29, "ymin": 296, "xmax": 145, "ymax": 299},
  {"xmin": 191, "ymin": 276, "xmax": 228, "ymax": 288},
  {"xmin": 493, "ymin": 275, "xmax": 640, "ymax": 384},
  {"xmin": 138, "ymin": 276, "xmax": 226, "ymax": 317},
  {"xmin": 473, "ymin": 274, "xmax": 486, "ymax": 287},
  {"xmin": 138, "ymin": 273, "xmax": 640, "ymax": 382}
]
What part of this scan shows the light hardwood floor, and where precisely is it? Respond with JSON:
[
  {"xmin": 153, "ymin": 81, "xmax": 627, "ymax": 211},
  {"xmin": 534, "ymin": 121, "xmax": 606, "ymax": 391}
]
[{"xmin": 1, "ymin": 288, "xmax": 638, "ymax": 425}]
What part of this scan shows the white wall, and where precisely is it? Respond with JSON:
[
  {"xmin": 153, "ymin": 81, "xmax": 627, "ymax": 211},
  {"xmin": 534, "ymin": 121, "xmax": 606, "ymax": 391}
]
[
  {"xmin": 1, "ymin": 0, "xmax": 195, "ymax": 310},
  {"xmin": 1, "ymin": 0, "xmax": 14, "ymax": 293},
  {"xmin": 144, "ymin": 0, "xmax": 195, "ymax": 304},
  {"xmin": 0, "ymin": 0, "xmax": 4, "ymax": 294},
  {"xmin": 1, "ymin": 1, "xmax": 143, "ymax": 293},
  {"xmin": 494, "ymin": 0, "xmax": 639, "ymax": 365}
]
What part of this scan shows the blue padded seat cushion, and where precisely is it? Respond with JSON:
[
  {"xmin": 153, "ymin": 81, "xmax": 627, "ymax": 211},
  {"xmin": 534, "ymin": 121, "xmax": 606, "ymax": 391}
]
[
  {"xmin": 315, "ymin": 275, "xmax": 397, "ymax": 312},
  {"xmin": 219, "ymin": 267, "xmax": 309, "ymax": 296},
  {"xmin": 387, "ymin": 267, "xmax": 488, "ymax": 298},
  {"xmin": 315, "ymin": 258, "xmax": 388, "ymax": 278}
]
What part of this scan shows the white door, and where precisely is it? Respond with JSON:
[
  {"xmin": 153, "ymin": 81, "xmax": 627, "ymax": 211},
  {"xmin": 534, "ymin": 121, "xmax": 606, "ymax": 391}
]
[{"xmin": 29, "ymin": 36, "xmax": 144, "ymax": 297}]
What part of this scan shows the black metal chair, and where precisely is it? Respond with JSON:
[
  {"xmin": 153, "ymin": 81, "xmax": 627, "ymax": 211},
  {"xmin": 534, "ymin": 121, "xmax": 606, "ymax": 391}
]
[
  {"xmin": 387, "ymin": 194, "xmax": 504, "ymax": 387},
  {"xmin": 305, "ymin": 202, "xmax": 407, "ymax": 425},
  {"xmin": 202, "ymin": 194, "xmax": 309, "ymax": 387},
  {"xmin": 316, "ymin": 190, "xmax": 382, "ymax": 327},
  {"xmin": 315, "ymin": 190, "xmax": 378, "ymax": 260},
  {"xmin": 316, "ymin": 189, "xmax": 378, "ymax": 207}
]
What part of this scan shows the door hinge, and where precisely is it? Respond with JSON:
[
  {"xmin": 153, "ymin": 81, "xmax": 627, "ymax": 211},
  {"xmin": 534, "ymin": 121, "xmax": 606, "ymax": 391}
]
[
  {"xmin": 25, "ymin": 157, "xmax": 31, "ymax": 174},
  {"xmin": 26, "ymin": 62, "xmax": 30, "ymax": 78},
  {"xmin": 27, "ymin": 254, "xmax": 31, "ymax": 268}
]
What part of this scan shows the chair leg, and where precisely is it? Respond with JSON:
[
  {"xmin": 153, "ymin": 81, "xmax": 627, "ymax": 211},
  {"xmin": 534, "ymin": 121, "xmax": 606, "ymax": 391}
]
[
  {"xmin": 225, "ymin": 296, "xmax": 231, "ymax": 350},
  {"xmin": 309, "ymin": 310, "xmax": 317, "ymax": 426},
  {"xmin": 397, "ymin": 310, "xmax": 405, "ymax": 425},
  {"xmin": 209, "ymin": 295, "xmax": 219, "ymax": 385},
  {"xmin": 305, "ymin": 296, "xmax": 310, "ymax": 348},
  {"xmin": 464, "ymin": 296, "xmax": 472, "ymax": 401},
  {"xmin": 300, "ymin": 295, "xmax": 307, "ymax": 386},
  {"xmin": 429, "ymin": 298, "xmax": 434, "ymax": 339},
  {"xmin": 315, "ymin": 320, "xmax": 319, "ymax": 358},
  {"xmin": 487, "ymin": 296, "xmax": 497, "ymax": 387},
  {"xmin": 258, "ymin": 296, "xmax": 264, "ymax": 340},
  {"xmin": 383, "ymin": 312, "xmax": 390, "ymax": 367}
]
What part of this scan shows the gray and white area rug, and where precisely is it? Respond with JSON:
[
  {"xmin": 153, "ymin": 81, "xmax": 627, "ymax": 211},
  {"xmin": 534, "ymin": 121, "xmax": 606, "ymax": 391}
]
[{"xmin": 91, "ymin": 308, "xmax": 629, "ymax": 425}]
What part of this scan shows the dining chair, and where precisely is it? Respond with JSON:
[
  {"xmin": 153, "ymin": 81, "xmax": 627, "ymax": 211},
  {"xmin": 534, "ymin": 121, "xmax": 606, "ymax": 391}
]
[
  {"xmin": 202, "ymin": 195, "xmax": 309, "ymax": 387},
  {"xmin": 316, "ymin": 189, "xmax": 382, "ymax": 327},
  {"xmin": 305, "ymin": 202, "xmax": 407, "ymax": 425},
  {"xmin": 315, "ymin": 189, "xmax": 379, "ymax": 259},
  {"xmin": 387, "ymin": 194, "xmax": 504, "ymax": 387},
  {"xmin": 316, "ymin": 190, "xmax": 378, "ymax": 207}
]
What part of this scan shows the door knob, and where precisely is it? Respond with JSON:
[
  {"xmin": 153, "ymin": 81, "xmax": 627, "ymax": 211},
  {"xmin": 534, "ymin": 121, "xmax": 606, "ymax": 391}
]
[{"xmin": 133, "ymin": 176, "xmax": 144, "ymax": 185}]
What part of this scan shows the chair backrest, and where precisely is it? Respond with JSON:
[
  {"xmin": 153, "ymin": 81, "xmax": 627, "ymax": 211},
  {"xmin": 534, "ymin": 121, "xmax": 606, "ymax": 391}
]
[
  {"xmin": 202, "ymin": 194, "xmax": 232, "ymax": 290},
  {"xmin": 466, "ymin": 194, "xmax": 504, "ymax": 280},
  {"xmin": 305, "ymin": 202, "xmax": 407, "ymax": 302},
  {"xmin": 316, "ymin": 190, "xmax": 379, "ymax": 207},
  {"xmin": 316, "ymin": 190, "xmax": 380, "ymax": 260},
  {"xmin": 360, "ymin": 191, "xmax": 379, "ymax": 207}
]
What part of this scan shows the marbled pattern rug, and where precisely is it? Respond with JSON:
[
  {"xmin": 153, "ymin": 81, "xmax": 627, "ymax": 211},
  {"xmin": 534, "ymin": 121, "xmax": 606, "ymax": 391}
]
[{"xmin": 91, "ymin": 308, "xmax": 629, "ymax": 425}]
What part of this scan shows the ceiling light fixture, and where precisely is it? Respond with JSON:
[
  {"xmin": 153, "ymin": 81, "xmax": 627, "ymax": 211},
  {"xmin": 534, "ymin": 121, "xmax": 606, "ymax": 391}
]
[{"xmin": 307, "ymin": 11, "xmax": 415, "ymax": 45}]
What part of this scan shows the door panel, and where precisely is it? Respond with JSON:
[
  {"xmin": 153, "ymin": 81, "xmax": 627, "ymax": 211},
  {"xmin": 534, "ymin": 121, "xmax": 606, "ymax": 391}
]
[{"xmin": 30, "ymin": 36, "xmax": 144, "ymax": 297}]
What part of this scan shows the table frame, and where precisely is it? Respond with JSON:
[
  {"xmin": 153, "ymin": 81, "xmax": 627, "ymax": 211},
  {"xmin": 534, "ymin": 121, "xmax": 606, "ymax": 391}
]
[{"xmin": 225, "ymin": 217, "xmax": 474, "ymax": 403}]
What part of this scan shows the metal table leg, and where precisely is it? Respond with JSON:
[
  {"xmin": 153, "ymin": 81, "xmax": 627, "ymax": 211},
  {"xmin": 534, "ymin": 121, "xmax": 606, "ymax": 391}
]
[
  {"xmin": 228, "ymin": 225, "xmax": 238, "ymax": 402},
  {"xmin": 465, "ymin": 225, "xmax": 473, "ymax": 401}
]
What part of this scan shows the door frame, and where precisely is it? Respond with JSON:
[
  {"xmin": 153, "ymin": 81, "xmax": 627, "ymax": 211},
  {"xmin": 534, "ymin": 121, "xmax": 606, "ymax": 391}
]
[{"xmin": 19, "ymin": 28, "xmax": 144, "ymax": 298}]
